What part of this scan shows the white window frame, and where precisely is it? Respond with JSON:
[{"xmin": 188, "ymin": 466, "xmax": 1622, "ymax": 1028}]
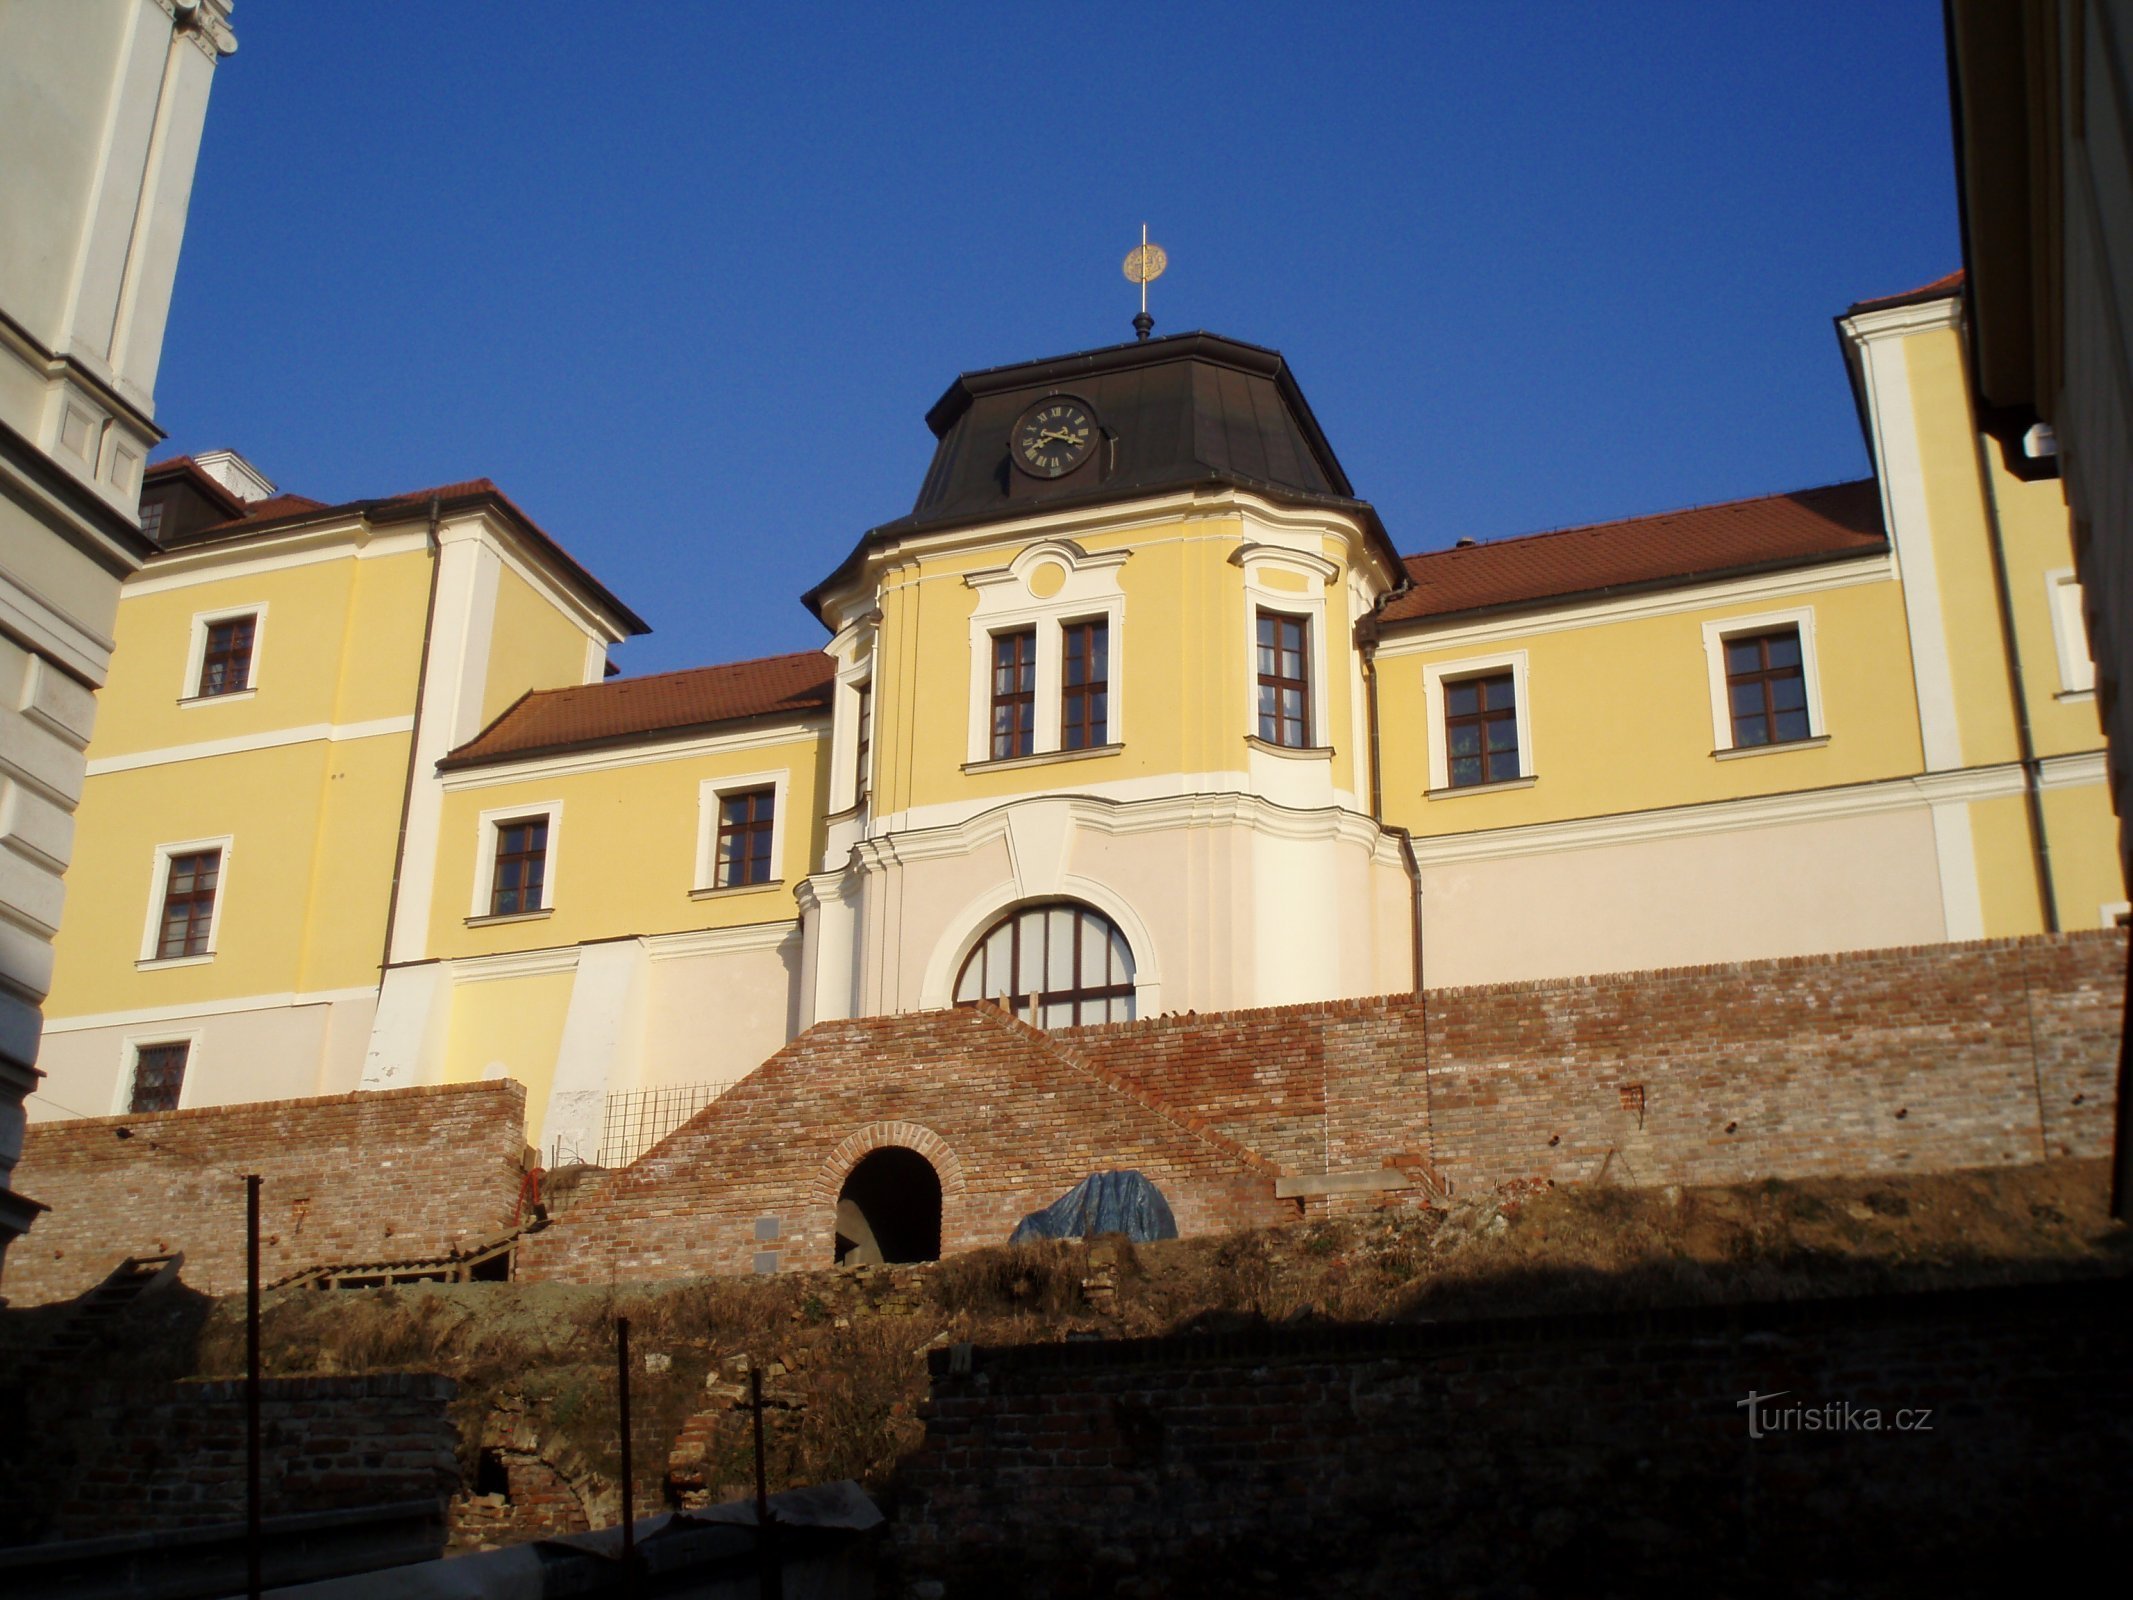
[
  {"xmin": 2046, "ymin": 568, "xmax": 2096, "ymax": 698},
  {"xmin": 137, "ymin": 835, "xmax": 234, "ymax": 966},
  {"xmin": 180, "ymin": 602, "xmax": 268, "ymax": 704},
  {"xmin": 1423, "ymin": 649, "xmax": 1535, "ymax": 793},
  {"xmin": 1701, "ymin": 606, "xmax": 1827, "ymax": 755},
  {"xmin": 1236, "ymin": 541, "xmax": 1338, "ymax": 755},
  {"xmin": 964, "ymin": 540, "xmax": 1129, "ymax": 766},
  {"xmin": 114, "ymin": 1030, "xmax": 202, "ymax": 1115},
  {"xmin": 695, "ymin": 771, "xmax": 790, "ymax": 893},
  {"xmin": 470, "ymin": 801, "xmax": 562, "ymax": 920}
]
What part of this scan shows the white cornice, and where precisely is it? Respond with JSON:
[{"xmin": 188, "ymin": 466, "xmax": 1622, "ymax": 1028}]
[
  {"xmin": 122, "ymin": 522, "xmax": 424, "ymax": 596},
  {"xmin": 445, "ymin": 946, "xmax": 582, "ymax": 984},
  {"xmin": 440, "ymin": 716, "xmax": 827, "ymax": 789},
  {"xmin": 1403, "ymin": 761, "xmax": 2064, "ymax": 867},
  {"xmin": 40, "ymin": 984, "xmax": 379, "ymax": 1036},
  {"xmin": 85, "ymin": 715, "xmax": 415, "ymax": 776},
  {"xmin": 1838, "ymin": 296, "xmax": 1963, "ymax": 345},
  {"xmin": 850, "ymin": 786, "xmax": 1404, "ymax": 872},
  {"xmin": 819, "ymin": 486, "xmax": 1381, "ymax": 625},
  {"xmin": 2038, "ymin": 750, "xmax": 2110, "ymax": 790},
  {"xmin": 645, "ymin": 921, "xmax": 803, "ymax": 962},
  {"xmin": 1373, "ymin": 554, "xmax": 1895, "ymax": 657}
]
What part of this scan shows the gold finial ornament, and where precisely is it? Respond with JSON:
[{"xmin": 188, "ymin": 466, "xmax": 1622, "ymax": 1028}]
[{"xmin": 1123, "ymin": 224, "xmax": 1166, "ymax": 340}]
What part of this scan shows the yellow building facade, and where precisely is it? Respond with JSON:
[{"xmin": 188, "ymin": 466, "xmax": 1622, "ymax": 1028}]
[{"xmin": 32, "ymin": 279, "xmax": 2123, "ymax": 1165}]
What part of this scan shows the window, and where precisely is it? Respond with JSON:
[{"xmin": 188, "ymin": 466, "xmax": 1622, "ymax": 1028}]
[
  {"xmin": 1060, "ymin": 619, "xmax": 1108, "ymax": 749},
  {"xmin": 953, "ymin": 901, "xmax": 1137, "ymax": 1027},
  {"xmin": 489, "ymin": 817, "xmax": 549, "ymax": 915},
  {"xmin": 182, "ymin": 604, "xmax": 266, "ymax": 702},
  {"xmin": 990, "ymin": 628, "xmax": 1037, "ymax": 759},
  {"xmin": 963, "ymin": 539, "xmax": 1130, "ymax": 765},
  {"xmin": 128, "ymin": 1042, "xmax": 189, "ymax": 1114},
  {"xmin": 715, "ymin": 788, "xmax": 776, "ymax": 887},
  {"xmin": 156, "ymin": 848, "xmax": 221, "ymax": 959},
  {"xmin": 1445, "ymin": 672, "xmax": 1520, "ymax": 787},
  {"xmin": 853, "ymin": 681, "xmax": 872, "ymax": 802},
  {"xmin": 1256, "ymin": 611, "xmax": 1311, "ymax": 748},
  {"xmin": 1724, "ymin": 628, "xmax": 1811, "ymax": 747},
  {"xmin": 197, "ymin": 616, "xmax": 255, "ymax": 697}
]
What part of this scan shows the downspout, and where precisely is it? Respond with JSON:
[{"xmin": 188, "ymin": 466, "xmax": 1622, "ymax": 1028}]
[
  {"xmin": 379, "ymin": 497, "xmax": 445, "ymax": 976},
  {"xmin": 1360, "ymin": 628, "xmax": 1385, "ymax": 821},
  {"xmin": 1970, "ymin": 422, "xmax": 2062, "ymax": 933}
]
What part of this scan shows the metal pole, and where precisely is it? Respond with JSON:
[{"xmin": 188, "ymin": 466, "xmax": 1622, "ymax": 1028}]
[
  {"xmin": 617, "ymin": 1316, "xmax": 636, "ymax": 1593},
  {"xmin": 245, "ymin": 1173, "xmax": 262, "ymax": 1600},
  {"xmin": 751, "ymin": 1366, "xmax": 781, "ymax": 1599}
]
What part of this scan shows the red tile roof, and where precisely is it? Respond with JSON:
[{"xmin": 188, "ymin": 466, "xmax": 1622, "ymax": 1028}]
[
  {"xmin": 441, "ymin": 650, "xmax": 835, "ymax": 768},
  {"xmin": 1848, "ymin": 269, "xmax": 1965, "ymax": 315},
  {"xmin": 1380, "ymin": 480, "xmax": 1886, "ymax": 626},
  {"xmin": 140, "ymin": 462, "xmax": 647, "ymax": 634}
]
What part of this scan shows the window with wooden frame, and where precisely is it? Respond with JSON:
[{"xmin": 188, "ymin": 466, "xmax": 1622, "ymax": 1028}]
[
  {"xmin": 197, "ymin": 614, "xmax": 257, "ymax": 697},
  {"xmin": 489, "ymin": 817, "xmax": 550, "ymax": 916},
  {"xmin": 128, "ymin": 1042, "xmax": 190, "ymax": 1114},
  {"xmin": 1256, "ymin": 610, "xmax": 1311, "ymax": 748},
  {"xmin": 156, "ymin": 848, "xmax": 221, "ymax": 959},
  {"xmin": 1060, "ymin": 618, "xmax": 1109, "ymax": 750},
  {"xmin": 1723, "ymin": 628, "xmax": 1811, "ymax": 748},
  {"xmin": 853, "ymin": 681, "xmax": 872, "ymax": 803},
  {"xmin": 952, "ymin": 901, "xmax": 1137, "ymax": 1027},
  {"xmin": 715, "ymin": 788, "xmax": 776, "ymax": 888},
  {"xmin": 989, "ymin": 628, "xmax": 1037, "ymax": 759},
  {"xmin": 1445, "ymin": 672, "xmax": 1520, "ymax": 787}
]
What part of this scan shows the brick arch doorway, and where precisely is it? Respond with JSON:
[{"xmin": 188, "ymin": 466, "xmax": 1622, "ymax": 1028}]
[{"xmin": 835, "ymin": 1146, "xmax": 941, "ymax": 1266}]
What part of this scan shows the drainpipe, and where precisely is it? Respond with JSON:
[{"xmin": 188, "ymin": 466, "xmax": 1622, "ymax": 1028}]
[
  {"xmin": 1360, "ymin": 628, "xmax": 1386, "ymax": 822},
  {"xmin": 1970, "ymin": 421, "xmax": 2062, "ymax": 933},
  {"xmin": 1398, "ymin": 828, "xmax": 1424, "ymax": 994},
  {"xmin": 380, "ymin": 497, "xmax": 445, "ymax": 975}
]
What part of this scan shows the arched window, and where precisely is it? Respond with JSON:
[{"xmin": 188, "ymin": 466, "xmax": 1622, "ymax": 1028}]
[{"xmin": 953, "ymin": 901, "xmax": 1136, "ymax": 1027}]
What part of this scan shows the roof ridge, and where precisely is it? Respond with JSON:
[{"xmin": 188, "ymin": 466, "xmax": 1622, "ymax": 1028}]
[
  {"xmin": 516, "ymin": 648, "xmax": 830, "ymax": 703},
  {"xmin": 1402, "ymin": 478, "xmax": 1877, "ymax": 564}
]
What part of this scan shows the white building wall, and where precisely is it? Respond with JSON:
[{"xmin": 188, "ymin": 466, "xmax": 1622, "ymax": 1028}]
[{"xmin": 0, "ymin": 0, "xmax": 234, "ymax": 1282}]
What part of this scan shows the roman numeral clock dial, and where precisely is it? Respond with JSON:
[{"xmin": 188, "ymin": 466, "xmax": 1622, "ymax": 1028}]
[{"xmin": 1010, "ymin": 396, "xmax": 1098, "ymax": 479}]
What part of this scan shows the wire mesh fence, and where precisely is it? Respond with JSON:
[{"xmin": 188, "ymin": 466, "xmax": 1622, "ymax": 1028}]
[{"xmin": 595, "ymin": 1080, "xmax": 737, "ymax": 1168}]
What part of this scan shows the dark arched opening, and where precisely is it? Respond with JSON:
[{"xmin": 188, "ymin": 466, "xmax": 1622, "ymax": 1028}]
[{"xmin": 835, "ymin": 1146, "xmax": 942, "ymax": 1266}]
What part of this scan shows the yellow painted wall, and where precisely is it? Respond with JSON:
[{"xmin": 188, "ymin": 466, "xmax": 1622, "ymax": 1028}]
[
  {"xmin": 91, "ymin": 549, "xmax": 429, "ymax": 757},
  {"xmin": 441, "ymin": 970, "xmax": 574, "ymax": 1139},
  {"xmin": 2042, "ymin": 782, "xmax": 2129, "ymax": 925},
  {"xmin": 483, "ymin": 563, "xmax": 595, "ymax": 725},
  {"xmin": 868, "ymin": 515, "xmax": 1367, "ymax": 814},
  {"xmin": 426, "ymin": 728, "xmax": 829, "ymax": 959},
  {"xmin": 46, "ymin": 733, "xmax": 411, "ymax": 1016},
  {"xmin": 1375, "ymin": 575, "xmax": 1925, "ymax": 837},
  {"xmin": 1904, "ymin": 327, "xmax": 2026, "ymax": 769}
]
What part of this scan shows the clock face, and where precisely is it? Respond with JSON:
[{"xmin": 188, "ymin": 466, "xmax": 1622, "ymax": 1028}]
[{"xmin": 1011, "ymin": 397, "xmax": 1098, "ymax": 479}]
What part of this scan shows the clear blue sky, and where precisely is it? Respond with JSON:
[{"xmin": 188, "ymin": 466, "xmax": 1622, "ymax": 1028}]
[{"xmin": 155, "ymin": 3, "xmax": 1959, "ymax": 677}]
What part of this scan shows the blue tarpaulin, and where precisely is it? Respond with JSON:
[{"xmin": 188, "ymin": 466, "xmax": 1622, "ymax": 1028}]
[{"xmin": 1010, "ymin": 1169, "xmax": 1179, "ymax": 1244}]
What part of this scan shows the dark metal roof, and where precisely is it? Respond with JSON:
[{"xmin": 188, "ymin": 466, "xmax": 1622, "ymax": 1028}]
[{"xmin": 804, "ymin": 331, "xmax": 1401, "ymax": 620}]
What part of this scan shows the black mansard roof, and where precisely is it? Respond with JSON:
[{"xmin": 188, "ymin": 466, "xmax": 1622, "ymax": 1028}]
[{"xmin": 804, "ymin": 330, "xmax": 1401, "ymax": 620}]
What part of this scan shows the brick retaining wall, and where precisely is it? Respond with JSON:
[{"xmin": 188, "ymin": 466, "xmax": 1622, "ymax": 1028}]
[
  {"xmin": 6, "ymin": 1080, "xmax": 528, "ymax": 1305},
  {"xmin": 895, "ymin": 1276, "xmax": 2133, "ymax": 1595},
  {"xmin": 47, "ymin": 1373, "xmax": 459, "ymax": 1540}
]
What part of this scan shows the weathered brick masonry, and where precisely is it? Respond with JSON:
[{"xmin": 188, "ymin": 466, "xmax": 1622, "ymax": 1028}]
[
  {"xmin": 523, "ymin": 930, "xmax": 2121, "ymax": 1281},
  {"xmin": 516, "ymin": 1004, "xmax": 1293, "ymax": 1283},
  {"xmin": 7, "ymin": 1080, "xmax": 527, "ymax": 1306},
  {"xmin": 1067, "ymin": 928, "xmax": 2126, "ymax": 1194},
  {"xmin": 43, "ymin": 1373, "xmax": 460, "ymax": 1540},
  {"xmin": 895, "ymin": 1277, "xmax": 2133, "ymax": 1595}
]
